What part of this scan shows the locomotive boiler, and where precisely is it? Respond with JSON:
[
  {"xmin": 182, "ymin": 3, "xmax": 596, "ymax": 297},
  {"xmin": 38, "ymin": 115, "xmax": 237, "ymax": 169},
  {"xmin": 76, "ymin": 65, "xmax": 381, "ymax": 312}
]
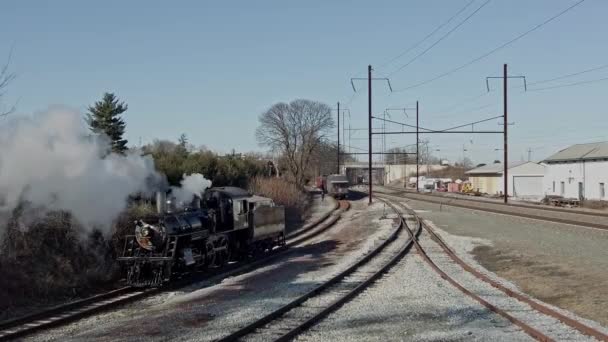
[{"xmin": 117, "ymin": 187, "xmax": 285, "ymax": 286}]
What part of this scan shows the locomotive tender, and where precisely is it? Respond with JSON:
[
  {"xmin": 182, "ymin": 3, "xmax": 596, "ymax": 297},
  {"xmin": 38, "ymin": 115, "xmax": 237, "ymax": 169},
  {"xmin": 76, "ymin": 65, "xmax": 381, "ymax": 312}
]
[{"xmin": 117, "ymin": 187, "xmax": 285, "ymax": 286}]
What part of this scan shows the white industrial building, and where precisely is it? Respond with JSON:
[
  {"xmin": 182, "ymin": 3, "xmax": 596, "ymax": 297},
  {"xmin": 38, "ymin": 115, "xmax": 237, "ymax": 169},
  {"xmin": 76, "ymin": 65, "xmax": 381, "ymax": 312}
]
[
  {"xmin": 542, "ymin": 142, "xmax": 608, "ymax": 201},
  {"xmin": 465, "ymin": 161, "xmax": 545, "ymax": 199}
]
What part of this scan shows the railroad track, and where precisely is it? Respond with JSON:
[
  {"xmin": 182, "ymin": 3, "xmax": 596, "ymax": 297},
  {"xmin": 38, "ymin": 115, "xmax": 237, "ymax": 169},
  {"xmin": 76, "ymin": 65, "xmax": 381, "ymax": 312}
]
[
  {"xmin": 377, "ymin": 188, "xmax": 608, "ymax": 230},
  {"xmin": 378, "ymin": 193, "xmax": 608, "ymax": 342},
  {"xmin": 217, "ymin": 199, "xmax": 418, "ymax": 342},
  {"xmin": 384, "ymin": 185, "xmax": 608, "ymax": 218},
  {"xmin": 0, "ymin": 200, "xmax": 348, "ymax": 342}
]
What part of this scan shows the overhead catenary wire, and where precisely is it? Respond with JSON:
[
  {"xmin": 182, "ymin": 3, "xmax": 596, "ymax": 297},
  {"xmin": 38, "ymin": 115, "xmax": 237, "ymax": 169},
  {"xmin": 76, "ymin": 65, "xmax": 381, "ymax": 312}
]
[
  {"xmin": 377, "ymin": 0, "xmax": 477, "ymax": 70},
  {"xmin": 528, "ymin": 63, "xmax": 608, "ymax": 86},
  {"xmin": 388, "ymin": 0, "xmax": 492, "ymax": 77},
  {"xmin": 393, "ymin": 0, "xmax": 586, "ymax": 92},
  {"xmin": 528, "ymin": 75, "xmax": 608, "ymax": 92}
]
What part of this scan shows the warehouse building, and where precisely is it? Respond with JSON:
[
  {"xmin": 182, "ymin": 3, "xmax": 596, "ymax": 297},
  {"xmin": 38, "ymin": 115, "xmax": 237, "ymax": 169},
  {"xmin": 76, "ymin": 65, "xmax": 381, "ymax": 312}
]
[
  {"xmin": 465, "ymin": 161, "xmax": 545, "ymax": 199},
  {"xmin": 542, "ymin": 141, "xmax": 608, "ymax": 201}
]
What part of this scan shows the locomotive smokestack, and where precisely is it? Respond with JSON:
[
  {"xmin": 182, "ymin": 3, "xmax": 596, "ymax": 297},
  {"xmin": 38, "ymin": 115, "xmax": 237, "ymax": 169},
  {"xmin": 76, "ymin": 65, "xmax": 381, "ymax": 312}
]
[
  {"xmin": 156, "ymin": 191, "xmax": 167, "ymax": 214},
  {"xmin": 192, "ymin": 195, "xmax": 201, "ymax": 210}
]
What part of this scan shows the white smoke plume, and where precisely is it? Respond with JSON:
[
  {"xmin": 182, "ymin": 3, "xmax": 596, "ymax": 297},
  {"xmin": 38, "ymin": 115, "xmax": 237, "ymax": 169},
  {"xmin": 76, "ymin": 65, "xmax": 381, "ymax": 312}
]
[
  {"xmin": 0, "ymin": 106, "xmax": 165, "ymax": 237},
  {"xmin": 171, "ymin": 173, "xmax": 212, "ymax": 205}
]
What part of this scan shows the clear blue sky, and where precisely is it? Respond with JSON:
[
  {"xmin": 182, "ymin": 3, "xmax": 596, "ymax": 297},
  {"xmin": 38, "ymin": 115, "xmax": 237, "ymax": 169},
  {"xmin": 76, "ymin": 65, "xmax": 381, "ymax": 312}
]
[{"xmin": 1, "ymin": 0, "xmax": 606, "ymax": 164}]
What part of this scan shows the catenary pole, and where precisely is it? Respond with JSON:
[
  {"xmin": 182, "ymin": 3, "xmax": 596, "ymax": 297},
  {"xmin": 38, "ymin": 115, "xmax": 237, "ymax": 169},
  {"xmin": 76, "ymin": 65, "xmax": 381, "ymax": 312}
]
[
  {"xmin": 368, "ymin": 65, "xmax": 373, "ymax": 204},
  {"xmin": 503, "ymin": 63, "xmax": 508, "ymax": 204},
  {"xmin": 337, "ymin": 101, "xmax": 340, "ymax": 174},
  {"xmin": 416, "ymin": 101, "xmax": 419, "ymax": 193}
]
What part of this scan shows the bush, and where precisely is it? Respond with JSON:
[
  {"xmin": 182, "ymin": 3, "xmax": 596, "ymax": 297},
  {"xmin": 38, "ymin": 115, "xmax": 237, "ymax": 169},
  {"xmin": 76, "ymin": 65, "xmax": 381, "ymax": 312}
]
[
  {"xmin": 0, "ymin": 203, "xmax": 156, "ymax": 318},
  {"xmin": 248, "ymin": 176, "xmax": 309, "ymax": 220}
]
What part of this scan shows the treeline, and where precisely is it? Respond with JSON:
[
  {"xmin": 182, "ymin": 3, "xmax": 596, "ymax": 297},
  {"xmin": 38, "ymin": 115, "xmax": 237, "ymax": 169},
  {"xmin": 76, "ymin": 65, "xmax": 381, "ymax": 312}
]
[{"xmin": 142, "ymin": 137, "xmax": 270, "ymax": 187}]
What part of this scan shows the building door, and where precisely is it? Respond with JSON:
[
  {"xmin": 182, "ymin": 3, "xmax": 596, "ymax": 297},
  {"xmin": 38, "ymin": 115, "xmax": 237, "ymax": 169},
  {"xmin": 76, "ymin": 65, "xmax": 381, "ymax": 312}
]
[
  {"xmin": 513, "ymin": 176, "xmax": 543, "ymax": 198},
  {"xmin": 560, "ymin": 181, "xmax": 565, "ymax": 196},
  {"xmin": 578, "ymin": 182, "xmax": 584, "ymax": 200}
]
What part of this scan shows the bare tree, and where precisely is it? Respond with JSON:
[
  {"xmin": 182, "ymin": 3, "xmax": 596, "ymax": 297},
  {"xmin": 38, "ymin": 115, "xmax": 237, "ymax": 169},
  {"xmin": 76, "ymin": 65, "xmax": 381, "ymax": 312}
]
[
  {"xmin": 256, "ymin": 99, "xmax": 334, "ymax": 187},
  {"xmin": 0, "ymin": 51, "xmax": 16, "ymax": 117}
]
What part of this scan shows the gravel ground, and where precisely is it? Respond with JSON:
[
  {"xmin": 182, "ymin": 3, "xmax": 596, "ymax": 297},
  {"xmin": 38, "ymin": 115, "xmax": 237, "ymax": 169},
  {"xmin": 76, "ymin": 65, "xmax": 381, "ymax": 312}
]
[
  {"xmin": 24, "ymin": 197, "xmax": 395, "ymax": 342},
  {"xmin": 389, "ymin": 195, "xmax": 608, "ymax": 327},
  {"xmin": 297, "ymin": 224, "xmax": 533, "ymax": 341},
  {"xmin": 241, "ymin": 210, "xmax": 404, "ymax": 342},
  {"xmin": 420, "ymin": 217, "xmax": 608, "ymax": 337},
  {"xmin": 299, "ymin": 204, "xmax": 605, "ymax": 342}
]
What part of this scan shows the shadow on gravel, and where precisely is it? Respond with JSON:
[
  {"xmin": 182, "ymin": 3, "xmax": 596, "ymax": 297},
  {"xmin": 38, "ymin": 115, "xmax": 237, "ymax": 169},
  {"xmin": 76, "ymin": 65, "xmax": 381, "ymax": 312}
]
[
  {"xmin": 68, "ymin": 239, "xmax": 343, "ymax": 341},
  {"xmin": 347, "ymin": 190, "xmax": 368, "ymax": 201}
]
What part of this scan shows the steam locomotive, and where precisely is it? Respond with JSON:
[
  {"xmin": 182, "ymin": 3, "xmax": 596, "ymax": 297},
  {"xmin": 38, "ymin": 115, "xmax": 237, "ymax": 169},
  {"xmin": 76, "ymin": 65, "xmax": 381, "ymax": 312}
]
[{"xmin": 117, "ymin": 187, "xmax": 285, "ymax": 286}]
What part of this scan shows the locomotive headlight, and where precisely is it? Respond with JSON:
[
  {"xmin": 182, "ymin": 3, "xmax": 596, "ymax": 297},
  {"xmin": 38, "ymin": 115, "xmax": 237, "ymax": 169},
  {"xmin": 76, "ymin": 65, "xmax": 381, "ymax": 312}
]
[{"xmin": 141, "ymin": 227, "xmax": 150, "ymax": 237}]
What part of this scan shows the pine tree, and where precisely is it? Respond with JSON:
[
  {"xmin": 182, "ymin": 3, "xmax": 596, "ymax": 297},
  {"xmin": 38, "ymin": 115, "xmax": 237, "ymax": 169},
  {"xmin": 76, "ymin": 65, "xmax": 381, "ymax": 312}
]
[{"xmin": 86, "ymin": 92, "xmax": 129, "ymax": 154}]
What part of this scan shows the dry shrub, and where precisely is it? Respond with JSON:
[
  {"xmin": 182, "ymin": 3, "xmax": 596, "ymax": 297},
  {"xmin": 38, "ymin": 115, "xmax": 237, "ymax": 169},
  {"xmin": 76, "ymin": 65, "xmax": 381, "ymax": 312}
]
[
  {"xmin": 248, "ymin": 176, "xmax": 309, "ymax": 220},
  {"xmin": 0, "ymin": 202, "xmax": 155, "ymax": 318}
]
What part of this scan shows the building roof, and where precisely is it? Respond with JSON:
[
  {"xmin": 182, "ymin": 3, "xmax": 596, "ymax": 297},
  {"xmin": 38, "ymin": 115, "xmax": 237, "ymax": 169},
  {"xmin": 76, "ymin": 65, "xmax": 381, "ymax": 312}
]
[
  {"xmin": 543, "ymin": 141, "xmax": 608, "ymax": 162},
  {"xmin": 465, "ymin": 161, "xmax": 529, "ymax": 175}
]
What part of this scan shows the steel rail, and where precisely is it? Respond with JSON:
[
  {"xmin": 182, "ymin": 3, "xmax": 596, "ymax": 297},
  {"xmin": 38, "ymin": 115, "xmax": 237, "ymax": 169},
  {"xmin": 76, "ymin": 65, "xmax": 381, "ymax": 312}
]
[
  {"xmin": 0, "ymin": 200, "xmax": 348, "ymax": 342},
  {"xmin": 385, "ymin": 186, "xmax": 608, "ymax": 218},
  {"xmin": 382, "ymin": 195, "xmax": 608, "ymax": 342},
  {"xmin": 418, "ymin": 209, "xmax": 608, "ymax": 341},
  {"xmin": 217, "ymin": 198, "xmax": 416, "ymax": 342},
  {"xmin": 377, "ymin": 196, "xmax": 555, "ymax": 342},
  {"xmin": 380, "ymin": 190, "xmax": 608, "ymax": 230}
]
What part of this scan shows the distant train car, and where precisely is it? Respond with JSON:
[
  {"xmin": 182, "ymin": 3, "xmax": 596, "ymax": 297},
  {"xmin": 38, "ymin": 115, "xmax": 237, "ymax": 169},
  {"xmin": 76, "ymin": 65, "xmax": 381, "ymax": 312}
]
[
  {"xmin": 117, "ymin": 187, "xmax": 285, "ymax": 286},
  {"xmin": 326, "ymin": 174, "xmax": 349, "ymax": 199}
]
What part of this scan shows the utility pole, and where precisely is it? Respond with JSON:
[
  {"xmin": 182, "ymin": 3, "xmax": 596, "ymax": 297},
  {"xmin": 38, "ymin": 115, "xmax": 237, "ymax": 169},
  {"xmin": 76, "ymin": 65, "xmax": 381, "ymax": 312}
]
[
  {"xmin": 416, "ymin": 101, "xmax": 419, "ymax": 193},
  {"xmin": 487, "ymin": 64, "xmax": 525, "ymax": 204},
  {"xmin": 337, "ymin": 101, "xmax": 340, "ymax": 174},
  {"xmin": 503, "ymin": 64, "xmax": 508, "ymax": 204},
  {"xmin": 350, "ymin": 67, "xmax": 392, "ymax": 204},
  {"xmin": 527, "ymin": 147, "xmax": 532, "ymax": 162},
  {"xmin": 368, "ymin": 65, "xmax": 373, "ymax": 204}
]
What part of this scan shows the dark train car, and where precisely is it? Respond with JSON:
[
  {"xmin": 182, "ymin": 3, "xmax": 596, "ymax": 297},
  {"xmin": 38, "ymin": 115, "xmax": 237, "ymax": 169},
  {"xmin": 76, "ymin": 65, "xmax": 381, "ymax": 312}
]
[{"xmin": 117, "ymin": 187, "xmax": 285, "ymax": 286}]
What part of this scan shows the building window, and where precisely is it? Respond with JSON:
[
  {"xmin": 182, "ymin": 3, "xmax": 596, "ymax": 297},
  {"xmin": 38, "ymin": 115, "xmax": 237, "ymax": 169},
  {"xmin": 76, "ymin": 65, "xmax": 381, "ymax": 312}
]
[
  {"xmin": 552, "ymin": 181, "xmax": 555, "ymax": 192},
  {"xmin": 560, "ymin": 181, "xmax": 565, "ymax": 196},
  {"xmin": 601, "ymin": 183, "xmax": 605, "ymax": 199}
]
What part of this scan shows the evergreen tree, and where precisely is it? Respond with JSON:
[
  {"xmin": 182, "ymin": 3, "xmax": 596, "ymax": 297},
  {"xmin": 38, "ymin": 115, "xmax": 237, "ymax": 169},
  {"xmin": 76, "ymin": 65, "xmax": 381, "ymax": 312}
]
[
  {"xmin": 177, "ymin": 133, "xmax": 189, "ymax": 157},
  {"xmin": 86, "ymin": 92, "xmax": 129, "ymax": 154}
]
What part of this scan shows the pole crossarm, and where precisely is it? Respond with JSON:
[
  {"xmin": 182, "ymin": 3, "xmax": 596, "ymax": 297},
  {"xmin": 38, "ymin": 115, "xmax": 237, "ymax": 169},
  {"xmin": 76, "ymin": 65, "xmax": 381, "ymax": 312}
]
[
  {"xmin": 371, "ymin": 116, "xmax": 435, "ymax": 131},
  {"xmin": 372, "ymin": 130, "xmax": 504, "ymax": 135},
  {"xmin": 438, "ymin": 115, "xmax": 504, "ymax": 132},
  {"xmin": 487, "ymin": 75, "xmax": 527, "ymax": 92},
  {"xmin": 345, "ymin": 152, "xmax": 417, "ymax": 155},
  {"xmin": 372, "ymin": 114, "xmax": 505, "ymax": 134},
  {"xmin": 351, "ymin": 77, "xmax": 393, "ymax": 92}
]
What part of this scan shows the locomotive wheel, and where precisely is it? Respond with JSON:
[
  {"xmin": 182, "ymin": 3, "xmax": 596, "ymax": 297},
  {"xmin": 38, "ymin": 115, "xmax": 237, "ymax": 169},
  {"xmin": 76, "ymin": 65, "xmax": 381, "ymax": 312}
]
[
  {"xmin": 215, "ymin": 236, "xmax": 231, "ymax": 266},
  {"xmin": 205, "ymin": 241, "xmax": 216, "ymax": 267}
]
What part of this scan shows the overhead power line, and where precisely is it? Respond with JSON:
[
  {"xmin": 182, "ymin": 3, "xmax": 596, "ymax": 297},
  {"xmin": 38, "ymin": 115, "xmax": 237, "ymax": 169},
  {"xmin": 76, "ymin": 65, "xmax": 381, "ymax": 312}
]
[
  {"xmin": 388, "ymin": 0, "xmax": 491, "ymax": 77},
  {"xmin": 528, "ymin": 75, "xmax": 608, "ymax": 92},
  {"xmin": 394, "ymin": 0, "xmax": 586, "ymax": 93},
  {"xmin": 378, "ymin": 0, "xmax": 476, "ymax": 70},
  {"xmin": 527, "ymin": 62, "xmax": 608, "ymax": 86}
]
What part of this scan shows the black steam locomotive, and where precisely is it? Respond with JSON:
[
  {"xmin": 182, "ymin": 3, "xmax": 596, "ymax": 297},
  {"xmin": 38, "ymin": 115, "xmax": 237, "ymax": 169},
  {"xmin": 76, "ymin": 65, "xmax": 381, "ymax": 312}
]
[{"xmin": 117, "ymin": 187, "xmax": 285, "ymax": 286}]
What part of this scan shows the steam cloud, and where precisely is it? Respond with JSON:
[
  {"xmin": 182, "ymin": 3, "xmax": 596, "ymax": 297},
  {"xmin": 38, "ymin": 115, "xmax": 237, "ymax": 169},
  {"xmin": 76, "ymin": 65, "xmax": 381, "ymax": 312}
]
[
  {"xmin": 171, "ymin": 173, "xmax": 212, "ymax": 205},
  {"xmin": 0, "ymin": 106, "xmax": 165, "ymax": 237}
]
